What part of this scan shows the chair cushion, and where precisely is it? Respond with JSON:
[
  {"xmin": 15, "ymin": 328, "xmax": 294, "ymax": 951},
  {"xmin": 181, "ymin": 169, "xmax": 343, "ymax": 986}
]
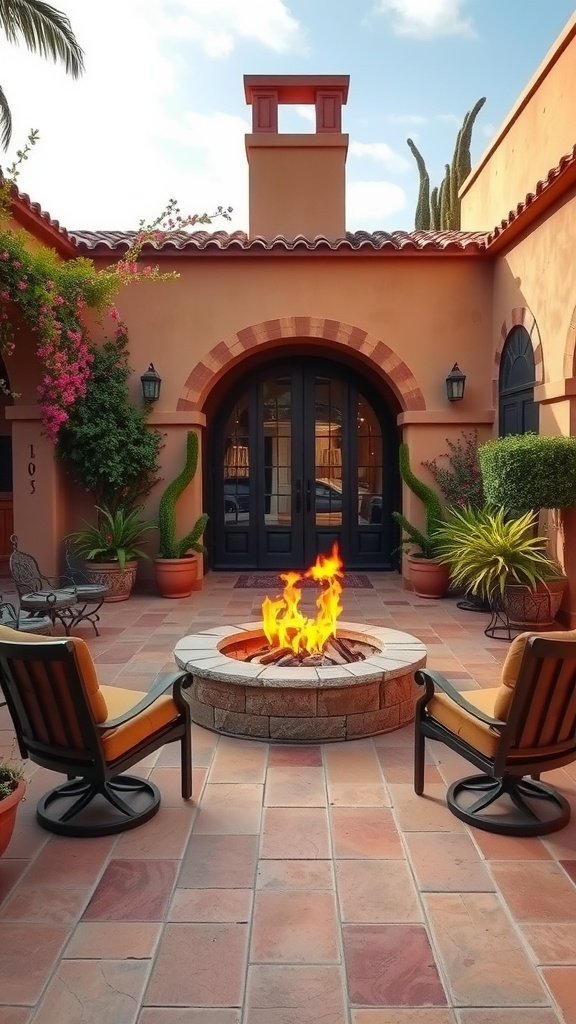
[
  {"xmin": 426, "ymin": 687, "xmax": 502, "ymax": 759},
  {"xmin": 495, "ymin": 627, "xmax": 576, "ymax": 720},
  {"xmin": 0, "ymin": 625, "xmax": 108, "ymax": 724},
  {"xmin": 99, "ymin": 685, "xmax": 182, "ymax": 763}
]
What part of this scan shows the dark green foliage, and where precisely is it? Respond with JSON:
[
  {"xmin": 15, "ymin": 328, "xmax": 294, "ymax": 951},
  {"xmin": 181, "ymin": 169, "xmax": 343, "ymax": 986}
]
[
  {"xmin": 157, "ymin": 431, "xmax": 208, "ymax": 559},
  {"xmin": 69, "ymin": 505, "xmax": 155, "ymax": 568},
  {"xmin": 479, "ymin": 433, "xmax": 576, "ymax": 513},
  {"xmin": 392, "ymin": 443, "xmax": 445, "ymax": 558},
  {"xmin": 57, "ymin": 330, "xmax": 162, "ymax": 510},
  {"xmin": 423, "ymin": 430, "xmax": 484, "ymax": 509},
  {"xmin": 0, "ymin": 760, "xmax": 22, "ymax": 800},
  {"xmin": 407, "ymin": 97, "xmax": 486, "ymax": 231}
]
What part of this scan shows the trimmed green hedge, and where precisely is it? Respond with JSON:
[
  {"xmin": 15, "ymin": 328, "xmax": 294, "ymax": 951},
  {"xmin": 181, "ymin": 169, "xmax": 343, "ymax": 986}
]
[{"xmin": 479, "ymin": 433, "xmax": 576, "ymax": 511}]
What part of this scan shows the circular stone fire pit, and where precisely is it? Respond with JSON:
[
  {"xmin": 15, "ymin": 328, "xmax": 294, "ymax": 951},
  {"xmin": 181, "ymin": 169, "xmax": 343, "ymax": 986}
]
[{"xmin": 174, "ymin": 621, "xmax": 426, "ymax": 742}]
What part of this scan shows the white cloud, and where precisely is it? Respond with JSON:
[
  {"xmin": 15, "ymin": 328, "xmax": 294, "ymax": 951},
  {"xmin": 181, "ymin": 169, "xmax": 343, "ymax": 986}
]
[
  {"xmin": 162, "ymin": 0, "xmax": 304, "ymax": 58},
  {"xmin": 295, "ymin": 105, "xmax": 316, "ymax": 124},
  {"xmin": 349, "ymin": 141, "xmax": 410, "ymax": 173},
  {"xmin": 346, "ymin": 181, "xmax": 406, "ymax": 229},
  {"xmin": 482, "ymin": 121, "xmax": 497, "ymax": 139},
  {"xmin": 1, "ymin": 0, "xmax": 305, "ymax": 231},
  {"xmin": 374, "ymin": 0, "xmax": 476, "ymax": 39},
  {"xmin": 436, "ymin": 113, "xmax": 461, "ymax": 126}
]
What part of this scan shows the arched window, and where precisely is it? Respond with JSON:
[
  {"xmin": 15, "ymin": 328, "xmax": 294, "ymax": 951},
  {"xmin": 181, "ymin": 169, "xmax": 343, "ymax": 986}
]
[{"xmin": 498, "ymin": 326, "xmax": 539, "ymax": 436}]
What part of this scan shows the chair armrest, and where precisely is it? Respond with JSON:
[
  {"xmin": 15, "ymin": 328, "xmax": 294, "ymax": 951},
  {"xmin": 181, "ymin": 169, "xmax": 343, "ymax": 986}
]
[
  {"xmin": 98, "ymin": 670, "xmax": 193, "ymax": 730},
  {"xmin": 415, "ymin": 668, "xmax": 506, "ymax": 730}
]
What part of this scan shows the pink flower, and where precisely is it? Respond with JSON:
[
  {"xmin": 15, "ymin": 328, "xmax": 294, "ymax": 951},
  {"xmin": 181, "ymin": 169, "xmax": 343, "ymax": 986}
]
[{"xmin": 17, "ymin": 281, "xmax": 28, "ymax": 290}]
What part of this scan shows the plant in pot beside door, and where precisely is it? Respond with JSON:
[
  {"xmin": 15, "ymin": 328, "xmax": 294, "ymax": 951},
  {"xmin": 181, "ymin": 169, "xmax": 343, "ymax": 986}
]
[
  {"xmin": 392, "ymin": 443, "xmax": 449, "ymax": 599},
  {"xmin": 155, "ymin": 431, "xmax": 209, "ymax": 599},
  {"xmin": 0, "ymin": 758, "xmax": 25, "ymax": 857},
  {"xmin": 69, "ymin": 505, "xmax": 155, "ymax": 602}
]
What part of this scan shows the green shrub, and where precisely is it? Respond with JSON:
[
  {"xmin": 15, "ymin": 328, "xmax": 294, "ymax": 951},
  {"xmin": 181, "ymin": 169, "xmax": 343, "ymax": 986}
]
[
  {"xmin": 392, "ymin": 443, "xmax": 444, "ymax": 558},
  {"xmin": 157, "ymin": 431, "xmax": 208, "ymax": 559},
  {"xmin": 479, "ymin": 433, "xmax": 576, "ymax": 512},
  {"xmin": 423, "ymin": 429, "xmax": 484, "ymax": 509}
]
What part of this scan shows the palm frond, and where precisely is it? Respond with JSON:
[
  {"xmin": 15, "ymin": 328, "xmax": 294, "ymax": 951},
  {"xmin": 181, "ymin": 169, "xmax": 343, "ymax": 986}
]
[
  {"xmin": 0, "ymin": 81, "xmax": 12, "ymax": 149},
  {"xmin": 0, "ymin": 0, "xmax": 84, "ymax": 77}
]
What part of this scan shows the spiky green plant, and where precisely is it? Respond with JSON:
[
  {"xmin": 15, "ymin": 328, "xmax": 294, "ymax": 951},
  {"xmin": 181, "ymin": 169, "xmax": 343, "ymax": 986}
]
[
  {"xmin": 434, "ymin": 505, "xmax": 561, "ymax": 602},
  {"xmin": 69, "ymin": 505, "xmax": 155, "ymax": 569},
  {"xmin": 392, "ymin": 443, "xmax": 445, "ymax": 559},
  {"xmin": 157, "ymin": 431, "xmax": 208, "ymax": 559},
  {"xmin": 408, "ymin": 97, "xmax": 486, "ymax": 230}
]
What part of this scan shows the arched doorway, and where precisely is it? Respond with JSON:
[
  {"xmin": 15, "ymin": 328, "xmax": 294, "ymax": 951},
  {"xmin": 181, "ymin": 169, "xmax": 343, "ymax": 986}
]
[
  {"xmin": 498, "ymin": 326, "xmax": 539, "ymax": 436},
  {"xmin": 210, "ymin": 356, "xmax": 399, "ymax": 570}
]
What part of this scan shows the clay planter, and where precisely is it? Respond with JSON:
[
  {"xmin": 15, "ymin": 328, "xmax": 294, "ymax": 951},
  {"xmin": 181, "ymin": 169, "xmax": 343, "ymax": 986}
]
[
  {"xmin": 503, "ymin": 577, "xmax": 568, "ymax": 628},
  {"xmin": 154, "ymin": 556, "xmax": 198, "ymax": 599},
  {"xmin": 407, "ymin": 556, "xmax": 450, "ymax": 599},
  {"xmin": 83, "ymin": 561, "xmax": 138, "ymax": 602},
  {"xmin": 0, "ymin": 779, "xmax": 25, "ymax": 856}
]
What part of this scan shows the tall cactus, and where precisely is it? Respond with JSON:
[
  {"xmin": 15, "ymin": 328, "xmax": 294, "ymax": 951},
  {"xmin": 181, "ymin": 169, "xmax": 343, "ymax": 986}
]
[
  {"xmin": 407, "ymin": 138, "xmax": 430, "ymax": 230},
  {"xmin": 157, "ymin": 431, "xmax": 208, "ymax": 559},
  {"xmin": 407, "ymin": 97, "xmax": 486, "ymax": 231}
]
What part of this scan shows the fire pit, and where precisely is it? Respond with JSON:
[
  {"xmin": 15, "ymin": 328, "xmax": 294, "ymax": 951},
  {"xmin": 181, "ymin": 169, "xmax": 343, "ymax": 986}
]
[{"xmin": 174, "ymin": 546, "xmax": 427, "ymax": 742}]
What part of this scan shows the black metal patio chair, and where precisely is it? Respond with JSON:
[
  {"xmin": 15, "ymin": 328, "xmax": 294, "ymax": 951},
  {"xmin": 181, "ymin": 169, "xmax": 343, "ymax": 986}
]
[{"xmin": 0, "ymin": 624, "xmax": 193, "ymax": 835}]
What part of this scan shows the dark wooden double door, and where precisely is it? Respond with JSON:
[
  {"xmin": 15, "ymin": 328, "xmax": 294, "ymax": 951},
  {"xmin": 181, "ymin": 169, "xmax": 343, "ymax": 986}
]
[{"xmin": 211, "ymin": 359, "xmax": 397, "ymax": 570}]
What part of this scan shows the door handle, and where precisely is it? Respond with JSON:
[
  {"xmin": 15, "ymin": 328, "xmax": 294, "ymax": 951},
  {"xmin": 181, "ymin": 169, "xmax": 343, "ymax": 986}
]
[
  {"xmin": 306, "ymin": 479, "xmax": 312, "ymax": 513},
  {"xmin": 295, "ymin": 479, "xmax": 302, "ymax": 514}
]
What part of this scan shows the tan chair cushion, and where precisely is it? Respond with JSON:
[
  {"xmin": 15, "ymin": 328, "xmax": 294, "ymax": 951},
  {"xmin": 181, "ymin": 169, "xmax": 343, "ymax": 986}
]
[
  {"xmin": 0, "ymin": 624, "xmax": 108, "ymax": 724},
  {"xmin": 100, "ymin": 685, "xmax": 181, "ymax": 763},
  {"xmin": 426, "ymin": 687, "xmax": 502, "ymax": 759},
  {"xmin": 494, "ymin": 627, "xmax": 576, "ymax": 721}
]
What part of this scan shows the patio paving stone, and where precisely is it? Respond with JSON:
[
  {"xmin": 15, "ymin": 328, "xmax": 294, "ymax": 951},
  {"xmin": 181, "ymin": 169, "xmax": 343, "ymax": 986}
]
[{"xmin": 0, "ymin": 574, "xmax": 572, "ymax": 1022}]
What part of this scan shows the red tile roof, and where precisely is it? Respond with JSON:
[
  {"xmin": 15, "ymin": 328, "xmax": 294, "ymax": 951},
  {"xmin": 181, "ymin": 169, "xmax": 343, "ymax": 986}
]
[
  {"xmin": 6, "ymin": 183, "xmax": 76, "ymax": 256},
  {"xmin": 71, "ymin": 228, "xmax": 488, "ymax": 255}
]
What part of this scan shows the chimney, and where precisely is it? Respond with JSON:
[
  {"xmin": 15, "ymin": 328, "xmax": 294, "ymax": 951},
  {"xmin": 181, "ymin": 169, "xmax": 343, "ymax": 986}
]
[{"xmin": 244, "ymin": 75, "xmax": 349, "ymax": 240}]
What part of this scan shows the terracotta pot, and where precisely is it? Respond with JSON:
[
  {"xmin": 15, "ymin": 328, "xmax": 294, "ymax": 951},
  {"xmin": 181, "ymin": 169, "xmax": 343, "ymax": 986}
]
[
  {"xmin": 0, "ymin": 779, "xmax": 25, "ymax": 857},
  {"xmin": 407, "ymin": 556, "xmax": 450, "ymax": 599},
  {"xmin": 83, "ymin": 561, "xmax": 138, "ymax": 602},
  {"xmin": 503, "ymin": 577, "xmax": 568, "ymax": 628},
  {"xmin": 154, "ymin": 557, "xmax": 198, "ymax": 599}
]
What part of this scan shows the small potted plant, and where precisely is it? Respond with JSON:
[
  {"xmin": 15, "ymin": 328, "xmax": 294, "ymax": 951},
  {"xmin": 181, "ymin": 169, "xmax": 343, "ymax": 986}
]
[
  {"xmin": 392, "ymin": 443, "xmax": 449, "ymax": 598},
  {"xmin": 155, "ymin": 431, "xmax": 209, "ymax": 599},
  {"xmin": 68, "ymin": 505, "xmax": 155, "ymax": 602},
  {"xmin": 434, "ymin": 505, "xmax": 567, "ymax": 627},
  {"xmin": 0, "ymin": 758, "xmax": 25, "ymax": 857}
]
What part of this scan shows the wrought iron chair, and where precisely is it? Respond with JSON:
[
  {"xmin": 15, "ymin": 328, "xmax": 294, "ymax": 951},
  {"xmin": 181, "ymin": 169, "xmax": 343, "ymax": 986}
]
[
  {"xmin": 0, "ymin": 598, "xmax": 52, "ymax": 635},
  {"xmin": 63, "ymin": 539, "xmax": 109, "ymax": 635},
  {"xmin": 414, "ymin": 629, "xmax": 576, "ymax": 836},
  {"xmin": 0, "ymin": 624, "xmax": 193, "ymax": 836},
  {"xmin": 9, "ymin": 535, "xmax": 79, "ymax": 635}
]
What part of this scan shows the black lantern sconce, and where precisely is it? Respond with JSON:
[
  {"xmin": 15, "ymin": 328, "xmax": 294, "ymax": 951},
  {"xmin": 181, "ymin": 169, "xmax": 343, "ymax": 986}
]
[
  {"xmin": 140, "ymin": 363, "xmax": 162, "ymax": 403},
  {"xmin": 446, "ymin": 363, "xmax": 466, "ymax": 402}
]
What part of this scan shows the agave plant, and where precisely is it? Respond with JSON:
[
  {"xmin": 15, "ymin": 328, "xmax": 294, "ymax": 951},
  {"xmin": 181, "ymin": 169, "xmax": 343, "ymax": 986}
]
[
  {"xmin": 434, "ymin": 505, "xmax": 561, "ymax": 602},
  {"xmin": 69, "ymin": 505, "xmax": 155, "ymax": 569}
]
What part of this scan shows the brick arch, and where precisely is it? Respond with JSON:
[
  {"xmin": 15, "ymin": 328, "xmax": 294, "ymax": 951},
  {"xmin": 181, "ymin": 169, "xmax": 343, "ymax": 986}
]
[
  {"xmin": 492, "ymin": 306, "xmax": 543, "ymax": 407},
  {"xmin": 176, "ymin": 316, "xmax": 426, "ymax": 412},
  {"xmin": 563, "ymin": 302, "xmax": 576, "ymax": 378}
]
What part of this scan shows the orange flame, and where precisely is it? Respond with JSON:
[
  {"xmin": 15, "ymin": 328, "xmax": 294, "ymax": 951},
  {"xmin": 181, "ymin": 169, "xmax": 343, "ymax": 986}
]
[{"xmin": 262, "ymin": 543, "xmax": 344, "ymax": 655}]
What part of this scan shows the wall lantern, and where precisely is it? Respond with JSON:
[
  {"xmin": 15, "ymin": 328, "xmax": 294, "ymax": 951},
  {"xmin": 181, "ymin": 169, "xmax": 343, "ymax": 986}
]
[
  {"xmin": 140, "ymin": 363, "xmax": 162, "ymax": 403},
  {"xmin": 446, "ymin": 363, "xmax": 466, "ymax": 402}
]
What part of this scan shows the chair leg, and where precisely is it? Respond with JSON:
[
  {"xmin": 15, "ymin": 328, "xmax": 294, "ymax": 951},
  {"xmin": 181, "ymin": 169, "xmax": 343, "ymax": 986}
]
[
  {"xmin": 414, "ymin": 717, "xmax": 426, "ymax": 796},
  {"xmin": 181, "ymin": 727, "xmax": 192, "ymax": 800}
]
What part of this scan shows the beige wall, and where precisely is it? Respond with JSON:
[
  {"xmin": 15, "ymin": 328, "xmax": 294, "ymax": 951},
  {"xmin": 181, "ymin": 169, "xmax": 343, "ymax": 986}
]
[{"xmin": 460, "ymin": 14, "xmax": 576, "ymax": 231}]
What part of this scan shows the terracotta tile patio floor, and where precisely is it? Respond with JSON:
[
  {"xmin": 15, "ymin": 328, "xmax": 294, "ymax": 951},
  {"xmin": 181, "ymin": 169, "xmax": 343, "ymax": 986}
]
[{"xmin": 1, "ymin": 571, "xmax": 576, "ymax": 1023}]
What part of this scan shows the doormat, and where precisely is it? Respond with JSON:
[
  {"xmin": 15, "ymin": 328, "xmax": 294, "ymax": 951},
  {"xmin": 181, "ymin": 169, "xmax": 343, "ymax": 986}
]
[{"xmin": 234, "ymin": 573, "xmax": 373, "ymax": 590}]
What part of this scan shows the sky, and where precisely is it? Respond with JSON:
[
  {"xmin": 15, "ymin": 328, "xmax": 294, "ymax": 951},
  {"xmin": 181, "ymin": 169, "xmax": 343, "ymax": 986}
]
[{"xmin": 2, "ymin": 0, "xmax": 576, "ymax": 235}]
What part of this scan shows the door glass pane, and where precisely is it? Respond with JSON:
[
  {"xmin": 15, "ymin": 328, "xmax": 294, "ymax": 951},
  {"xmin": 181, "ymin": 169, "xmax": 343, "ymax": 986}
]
[
  {"xmin": 357, "ymin": 395, "xmax": 383, "ymax": 524},
  {"xmin": 263, "ymin": 378, "xmax": 292, "ymax": 526},
  {"xmin": 223, "ymin": 395, "xmax": 250, "ymax": 525},
  {"xmin": 314, "ymin": 377, "xmax": 343, "ymax": 526}
]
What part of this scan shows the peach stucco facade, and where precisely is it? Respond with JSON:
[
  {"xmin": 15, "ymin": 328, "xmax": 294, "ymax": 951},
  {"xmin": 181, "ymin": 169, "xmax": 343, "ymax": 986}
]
[{"xmin": 4, "ymin": 13, "xmax": 576, "ymax": 618}]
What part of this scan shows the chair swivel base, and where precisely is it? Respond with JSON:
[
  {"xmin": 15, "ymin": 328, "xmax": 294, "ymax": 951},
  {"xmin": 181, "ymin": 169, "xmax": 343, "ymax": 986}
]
[
  {"xmin": 447, "ymin": 774, "xmax": 571, "ymax": 836},
  {"xmin": 36, "ymin": 775, "xmax": 161, "ymax": 837}
]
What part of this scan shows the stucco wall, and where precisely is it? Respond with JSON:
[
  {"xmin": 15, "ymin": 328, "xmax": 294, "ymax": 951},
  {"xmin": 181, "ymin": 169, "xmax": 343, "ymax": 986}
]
[{"xmin": 460, "ymin": 14, "xmax": 576, "ymax": 231}]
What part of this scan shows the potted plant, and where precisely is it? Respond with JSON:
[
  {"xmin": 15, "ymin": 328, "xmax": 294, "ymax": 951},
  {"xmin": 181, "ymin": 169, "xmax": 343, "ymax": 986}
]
[
  {"xmin": 392, "ymin": 443, "xmax": 449, "ymax": 599},
  {"xmin": 155, "ymin": 431, "xmax": 209, "ymax": 599},
  {"xmin": 0, "ymin": 759, "xmax": 25, "ymax": 857},
  {"xmin": 435, "ymin": 505, "xmax": 567, "ymax": 627},
  {"xmin": 68, "ymin": 505, "xmax": 155, "ymax": 602}
]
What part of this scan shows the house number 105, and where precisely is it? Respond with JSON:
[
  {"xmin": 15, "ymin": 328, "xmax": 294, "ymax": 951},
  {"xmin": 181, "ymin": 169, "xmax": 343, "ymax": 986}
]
[{"xmin": 28, "ymin": 444, "xmax": 36, "ymax": 495}]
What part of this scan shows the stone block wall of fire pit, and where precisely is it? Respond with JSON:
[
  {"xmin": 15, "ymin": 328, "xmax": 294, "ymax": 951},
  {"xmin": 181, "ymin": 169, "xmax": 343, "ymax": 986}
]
[{"xmin": 174, "ymin": 622, "xmax": 427, "ymax": 743}]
